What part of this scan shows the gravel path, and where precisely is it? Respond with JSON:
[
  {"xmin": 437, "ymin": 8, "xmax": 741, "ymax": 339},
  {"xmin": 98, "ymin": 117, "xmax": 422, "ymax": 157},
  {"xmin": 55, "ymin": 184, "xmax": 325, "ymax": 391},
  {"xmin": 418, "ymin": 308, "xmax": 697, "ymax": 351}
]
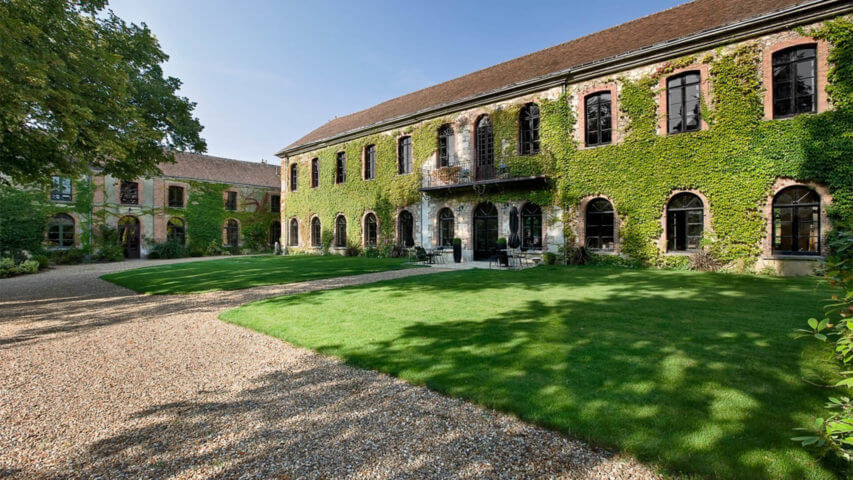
[{"xmin": 0, "ymin": 259, "xmax": 661, "ymax": 479}]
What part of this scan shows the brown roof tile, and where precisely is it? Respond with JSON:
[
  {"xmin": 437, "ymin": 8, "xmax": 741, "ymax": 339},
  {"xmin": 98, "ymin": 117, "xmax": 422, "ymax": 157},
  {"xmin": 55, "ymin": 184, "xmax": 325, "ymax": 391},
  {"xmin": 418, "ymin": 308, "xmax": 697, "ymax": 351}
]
[
  {"xmin": 280, "ymin": 0, "xmax": 813, "ymax": 154},
  {"xmin": 159, "ymin": 152, "xmax": 280, "ymax": 189}
]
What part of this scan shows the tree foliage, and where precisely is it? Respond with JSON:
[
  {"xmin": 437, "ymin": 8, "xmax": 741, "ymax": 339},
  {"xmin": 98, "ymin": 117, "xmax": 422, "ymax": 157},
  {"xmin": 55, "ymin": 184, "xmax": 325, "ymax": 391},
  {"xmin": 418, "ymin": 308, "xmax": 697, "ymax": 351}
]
[
  {"xmin": 0, "ymin": 0, "xmax": 206, "ymax": 184},
  {"xmin": 0, "ymin": 184, "xmax": 48, "ymax": 259}
]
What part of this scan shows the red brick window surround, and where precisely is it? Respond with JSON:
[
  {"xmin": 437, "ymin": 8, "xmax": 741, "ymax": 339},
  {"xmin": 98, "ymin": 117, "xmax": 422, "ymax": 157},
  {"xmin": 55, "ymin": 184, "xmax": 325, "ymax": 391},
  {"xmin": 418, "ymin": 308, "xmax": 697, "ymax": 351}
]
[
  {"xmin": 657, "ymin": 64, "xmax": 710, "ymax": 136},
  {"xmin": 578, "ymin": 84, "xmax": 619, "ymax": 147},
  {"xmin": 762, "ymin": 37, "xmax": 829, "ymax": 121}
]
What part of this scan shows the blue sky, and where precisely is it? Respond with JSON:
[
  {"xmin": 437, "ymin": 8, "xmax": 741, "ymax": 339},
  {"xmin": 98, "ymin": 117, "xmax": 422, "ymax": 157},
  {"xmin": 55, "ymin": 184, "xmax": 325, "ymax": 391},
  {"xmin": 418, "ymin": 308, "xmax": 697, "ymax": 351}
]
[{"xmin": 108, "ymin": 0, "xmax": 683, "ymax": 164}]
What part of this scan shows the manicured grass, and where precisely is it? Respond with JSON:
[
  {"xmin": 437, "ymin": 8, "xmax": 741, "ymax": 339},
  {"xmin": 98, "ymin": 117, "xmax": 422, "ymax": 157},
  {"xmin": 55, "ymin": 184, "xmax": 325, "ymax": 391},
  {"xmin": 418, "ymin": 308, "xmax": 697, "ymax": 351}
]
[
  {"xmin": 101, "ymin": 255, "xmax": 413, "ymax": 294},
  {"xmin": 221, "ymin": 266, "xmax": 844, "ymax": 479}
]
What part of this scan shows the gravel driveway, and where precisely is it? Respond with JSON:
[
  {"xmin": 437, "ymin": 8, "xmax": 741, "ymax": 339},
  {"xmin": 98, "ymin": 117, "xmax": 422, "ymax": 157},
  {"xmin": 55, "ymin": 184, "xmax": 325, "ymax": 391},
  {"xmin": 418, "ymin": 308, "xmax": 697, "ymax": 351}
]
[{"xmin": 0, "ymin": 259, "xmax": 660, "ymax": 479}]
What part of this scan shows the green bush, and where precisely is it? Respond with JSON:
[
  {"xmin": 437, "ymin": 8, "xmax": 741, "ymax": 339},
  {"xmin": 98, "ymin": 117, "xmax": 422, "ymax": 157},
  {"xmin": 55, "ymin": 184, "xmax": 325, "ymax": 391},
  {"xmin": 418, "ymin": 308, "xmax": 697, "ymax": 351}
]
[
  {"xmin": 0, "ymin": 185, "xmax": 47, "ymax": 260},
  {"xmin": 205, "ymin": 240, "xmax": 224, "ymax": 256},
  {"xmin": 363, "ymin": 247, "xmax": 381, "ymax": 258},
  {"xmin": 94, "ymin": 244, "xmax": 124, "ymax": 262},
  {"xmin": 0, "ymin": 257, "xmax": 15, "ymax": 277},
  {"xmin": 658, "ymin": 255, "xmax": 691, "ymax": 270},
  {"xmin": 542, "ymin": 251, "xmax": 557, "ymax": 265},
  {"xmin": 226, "ymin": 245, "xmax": 242, "ymax": 256},
  {"xmin": 17, "ymin": 260, "xmax": 39, "ymax": 274},
  {"xmin": 242, "ymin": 221, "xmax": 269, "ymax": 252},
  {"xmin": 344, "ymin": 243, "xmax": 361, "ymax": 257},
  {"xmin": 189, "ymin": 246, "xmax": 204, "ymax": 257},
  {"xmin": 50, "ymin": 248, "xmax": 86, "ymax": 264},
  {"xmin": 148, "ymin": 241, "xmax": 188, "ymax": 259},
  {"xmin": 586, "ymin": 252, "xmax": 645, "ymax": 269},
  {"xmin": 32, "ymin": 254, "xmax": 50, "ymax": 270}
]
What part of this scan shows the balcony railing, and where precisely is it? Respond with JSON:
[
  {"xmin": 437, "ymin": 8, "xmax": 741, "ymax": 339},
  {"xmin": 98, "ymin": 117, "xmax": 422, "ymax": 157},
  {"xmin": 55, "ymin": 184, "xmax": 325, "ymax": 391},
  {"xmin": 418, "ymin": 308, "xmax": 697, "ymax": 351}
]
[{"xmin": 420, "ymin": 156, "xmax": 547, "ymax": 192}]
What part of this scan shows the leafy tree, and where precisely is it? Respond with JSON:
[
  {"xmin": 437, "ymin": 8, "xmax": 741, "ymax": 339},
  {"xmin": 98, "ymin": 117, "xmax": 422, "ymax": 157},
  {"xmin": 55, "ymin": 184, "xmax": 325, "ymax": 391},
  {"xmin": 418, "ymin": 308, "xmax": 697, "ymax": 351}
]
[
  {"xmin": 0, "ymin": 185, "xmax": 48, "ymax": 259},
  {"xmin": 0, "ymin": 0, "xmax": 206, "ymax": 185}
]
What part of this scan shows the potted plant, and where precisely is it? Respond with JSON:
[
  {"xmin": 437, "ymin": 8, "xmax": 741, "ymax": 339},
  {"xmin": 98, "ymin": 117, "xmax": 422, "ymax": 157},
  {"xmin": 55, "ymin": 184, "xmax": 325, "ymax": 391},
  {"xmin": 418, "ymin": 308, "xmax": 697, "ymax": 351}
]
[
  {"xmin": 496, "ymin": 237, "xmax": 508, "ymax": 266},
  {"xmin": 452, "ymin": 238, "xmax": 462, "ymax": 263}
]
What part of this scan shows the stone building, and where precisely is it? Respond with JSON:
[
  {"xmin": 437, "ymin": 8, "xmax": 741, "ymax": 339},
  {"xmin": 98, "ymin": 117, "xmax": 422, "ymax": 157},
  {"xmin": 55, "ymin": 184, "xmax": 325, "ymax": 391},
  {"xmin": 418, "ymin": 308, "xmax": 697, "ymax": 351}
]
[
  {"xmin": 277, "ymin": 0, "xmax": 852, "ymax": 274},
  {"xmin": 45, "ymin": 152, "xmax": 281, "ymax": 258}
]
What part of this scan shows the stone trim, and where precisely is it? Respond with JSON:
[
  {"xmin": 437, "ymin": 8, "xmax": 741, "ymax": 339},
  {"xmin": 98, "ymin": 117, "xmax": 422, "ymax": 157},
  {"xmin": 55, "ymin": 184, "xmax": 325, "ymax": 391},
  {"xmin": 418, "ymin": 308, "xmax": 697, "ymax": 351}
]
[
  {"xmin": 657, "ymin": 63, "xmax": 711, "ymax": 136},
  {"xmin": 762, "ymin": 36, "xmax": 830, "ymax": 120}
]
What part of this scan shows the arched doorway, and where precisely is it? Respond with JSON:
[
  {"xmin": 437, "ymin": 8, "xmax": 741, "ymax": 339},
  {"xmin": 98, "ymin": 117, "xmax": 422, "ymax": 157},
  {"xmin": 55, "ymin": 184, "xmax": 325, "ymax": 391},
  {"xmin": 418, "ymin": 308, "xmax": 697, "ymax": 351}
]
[
  {"xmin": 473, "ymin": 202, "xmax": 498, "ymax": 260},
  {"xmin": 398, "ymin": 210, "xmax": 414, "ymax": 247},
  {"xmin": 269, "ymin": 221, "xmax": 281, "ymax": 248},
  {"xmin": 118, "ymin": 216, "xmax": 140, "ymax": 259},
  {"xmin": 666, "ymin": 193, "xmax": 704, "ymax": 252}
]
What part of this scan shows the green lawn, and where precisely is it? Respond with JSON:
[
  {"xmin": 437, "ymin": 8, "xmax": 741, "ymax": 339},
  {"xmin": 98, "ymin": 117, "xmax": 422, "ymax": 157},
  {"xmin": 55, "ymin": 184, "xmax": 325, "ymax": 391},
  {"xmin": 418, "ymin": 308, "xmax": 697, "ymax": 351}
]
[
  {"xmin": 221, "ymin": 266, "xmax": 844, "ymax": 479},
  {"xmin": 101, "ymin": 255, "xmax": 413, "ymax": 294}
]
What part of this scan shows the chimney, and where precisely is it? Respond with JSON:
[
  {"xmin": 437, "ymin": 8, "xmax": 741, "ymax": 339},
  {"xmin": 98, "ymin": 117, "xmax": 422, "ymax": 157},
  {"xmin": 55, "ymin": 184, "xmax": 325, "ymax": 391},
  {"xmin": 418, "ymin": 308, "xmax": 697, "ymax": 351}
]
[{"xmin": 260, "ymin": 158, "xmax": 267, "ymax": 165}]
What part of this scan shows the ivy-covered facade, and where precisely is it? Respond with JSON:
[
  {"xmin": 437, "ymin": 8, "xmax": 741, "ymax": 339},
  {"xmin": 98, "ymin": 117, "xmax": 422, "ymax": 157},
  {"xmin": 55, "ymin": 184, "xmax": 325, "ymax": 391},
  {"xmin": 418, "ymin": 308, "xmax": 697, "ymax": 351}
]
[
  {"xmin": 278, "ymin": 3, "xmax": 852, "ymax": 275},
  {"xmin": 44, "ymin": 153, "xmax": 281, "ymax": 258}
]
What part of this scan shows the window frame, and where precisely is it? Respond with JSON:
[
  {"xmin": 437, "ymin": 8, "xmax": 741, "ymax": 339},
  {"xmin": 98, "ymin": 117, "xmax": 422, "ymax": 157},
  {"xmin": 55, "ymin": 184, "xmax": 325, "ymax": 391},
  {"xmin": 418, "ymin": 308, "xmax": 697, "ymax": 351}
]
[
  {"xmin": 167, "ymin": 185, "xmax": 185, "ymax": 208},
  {"xmin": 475, "ymin": 115, "xmax": 495, "ymax": 180},
  {"xmin": 311, "ymin": 216, "xmax": 322, "ymax": 247},
  {"xmin": 311, "ymin": 158, "xmax": 319, "ymax": 188},
  {"xmin": 334, "ymin": 215, "xmax": 347, "ymax": 247},
  {"xmin": 119, "ymin": 181, "xmax": 139, "ymax": 205},
  {"xmin": 437, "ymin": 124, "xmax": 455, "ymax": 168},
  {"xmin": 398, "ymin": 210, "xmax": 414, "ymax": 247},
  {"xmin": 771, "ymin": 186, "xmax": 821, "ymax": 256},
  {"xmin": 519, "ymin": 103, "xmax": 540, "ymax": 155},
  {"xmin": 167, "ymin": 217, "xmax": 186, "ymax": 245},
  {"xmin": 50, "ymin": 176, "xmax": 73, "ymax": 202},
  {"xmin": 224, "ymin": 219, "xmax": 239, "ymax": 246},
  {"xmin": 584, "ymin": 198, "xmax": 615, "ymax": 251},
  {"xmin": 270, "ymin": 195, "xmax": 280, "ymax": 213},
  {"xmin": 397, "ymin": 136, "xmax": 413, "ymax": 175},
  {"xmin": 520, "ymin": 203, "xmax": 543, "ymax": 251},
  {"xmin": 584, "ymin": 92, "xmax": 613, "ymax": 147},
  {"xmin": 665, "ymin": 192, "xmax": 705, "ymax": 252},
  {"xmin": 47, "ymin": 213, "xmax": 75, "ymax": 248},
  {"xmin": 363, "ymin": 144, "xmax": 376, "ymax": 180},
  {"xmin": 364, "ymin": 212, "xmax": 378, "ymax": 248},
  {"xmin": 225, "ymin": 191, "xmax": 238, "ymax": 211},
  {"xmin": 288, "ymin": 218, "xmax": 299, "ymax": 247},
  {"xmin": 437, "ymin": 208, "xmax": 454, "ymax": 247},
  {"xmin": 335, "ymin": 152, "xmax": 346, "ymax": 184},
  {"xmin": 665, "ymin": 71, "xmax": 702, "ymax": 135},
  {"xmin": 289, "ymin": 163, "xmax": 298, "ymax": 192},
  {"xmin": 771, "ymin": 44, "xmax": 818, "ymax": 119}
]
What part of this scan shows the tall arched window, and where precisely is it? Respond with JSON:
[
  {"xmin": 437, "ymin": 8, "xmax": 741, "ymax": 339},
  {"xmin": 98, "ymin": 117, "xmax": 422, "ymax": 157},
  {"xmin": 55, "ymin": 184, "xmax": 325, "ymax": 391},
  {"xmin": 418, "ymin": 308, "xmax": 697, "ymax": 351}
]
[
  {"xmin": 519, "ymin": 103, "xmax": 540, "ymax": 155},
  {"xmin": 475, "ymin": 115, "xmax": 494, "ymax": 180},
  {"xmin": 585, "ymin": 198, "xmax": 614, "ymax": 250},
  {"xmin": 437, "ymin": 125, "xmax": 455, "ymax": 168},
  {"xmin": 364, "ymin": 145, "xmax": 376, "ymax": 180},
  {"xmin": 289, "ymin": 164, "xmax": 297, "ymax": 192},
  {"xmin": 335, "ymin": 215, "xmax": 347, "ymax": 247},
  {"xmin": 364, "ymin": 213, "xmax": 378, "ymax": 247},
  {"xmin": 772, "ymin": 186, "xmax": 820, "ymax": 255},
  {"xmin": 335, "ymin": 152, "xmax": 346, "ymax": 184},
  {"xmin": 438, "ymin": 208, "xmax": 454, "ymax": 247},
  {"xmin": 224, "ymin": 219, "xmax": 239, "ymax": 246},
  {"xmin": 585, "ymin": 92, "xmax": 612, "ymax": 146},
  {"xmin": 772, "ymin": 45, "xmax": 817, "ymax": 118},
  {"xmin": 288, "ymin": 218, "xmax": 299, "ymax": 247},
  {"xmin": 666, "ymin": 193, "xmax": 704, "ymax": 251},
  {"xmin": 521, "ymin": 203, "xmax": 542, "ymax": 250},
  {"xmin": 667, "ymin": 71, "xmax": 701, "ymax": 134},
  {"xmin": 311, "ymin": 217, "xmax": 322, "ymax": 247},
  {"xmin": 398, "ymin": 136, "xmax": 412, "ymax": 174},
  {"xmin": 398, "ymin": 210, "xmax": 414, "ymax": 247},
  {"xmin": 311, "ymin": 158, "xmax": 319, "ymax": 188},
  {"xmin": 47, "ymin": 213, "xmax": 75, "ymax": 247},
  {"xmin": 167, "ymin": 217, "xmax": 186, "ymax": 245}
]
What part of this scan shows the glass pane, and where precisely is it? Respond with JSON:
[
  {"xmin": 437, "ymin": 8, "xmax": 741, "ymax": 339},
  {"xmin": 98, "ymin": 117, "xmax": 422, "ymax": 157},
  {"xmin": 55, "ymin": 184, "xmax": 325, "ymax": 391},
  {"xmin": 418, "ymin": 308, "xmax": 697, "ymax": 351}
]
[{"xmin": 685, "ymin": 72, "xmax": 700, "ymax": 84}]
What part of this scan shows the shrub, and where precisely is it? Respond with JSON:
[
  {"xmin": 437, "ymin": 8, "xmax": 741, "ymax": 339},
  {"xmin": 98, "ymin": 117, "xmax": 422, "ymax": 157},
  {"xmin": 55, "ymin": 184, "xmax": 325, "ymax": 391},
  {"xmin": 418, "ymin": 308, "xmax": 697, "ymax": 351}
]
[
  {"xmin": 658, "ymin": 255, "xmax": 691, "ymax": 270},
  {"xmin": 242, "ymin": 221, "xmax": 269, "ymax": 252},
  {"xmin": 189, "ymin": 246, "xmax": 204, "ymax": 257},
  {"xmin": 226, "ymin": 245, "xmax": 242, "ymax": 256},
  {"xmin": 688, "ymin": 250, "xmax": 720, "ymax": 271},
  {"xmin": 364, "ymin": 247, "xmax": 381, "ymax": 258},
  {"xmin": 0, "ymin": 257, "xmax": 15, "ymax": 277},
  {"xmin": 17, "ymin": 260, "xmax": 39, "ymax": 274},
  {"xmin": 32, "ymin": 254, "xmax": 50, "ymax": 270},
  {"xmin": 562, "ymin": 245, "xmax": 590, "ymax": 265},
  {"xmin": 453, "ymin": 238, "xmax": 462, "ymax": 246},
  {"xmin": 0, "ymin": 185, "xmax": 47, "ymax": 260},
  {"xmin": 50, "ymin": 248, "xmax": 86, "ymax": 264},
  {"xmin": 497, "ymin": 238, "xmax": 508, "ymax": 249},
  {"xmin": 148, "ymin": 241, "xmax": 188, "ymax": 260},
  {"xmin": 542, "ymin": 251, "xmax": 557, "ymax": 265},
  {"xmin": 344, "ymin": 243, "xmax": 362, "ymax": 257},
  {"xmin": 205, "ymin": 240, "xmax": 224, "ymax": 256},
  {"xmin": 94, "ymin": 244, "xmax": 124, "ymax": 262}
]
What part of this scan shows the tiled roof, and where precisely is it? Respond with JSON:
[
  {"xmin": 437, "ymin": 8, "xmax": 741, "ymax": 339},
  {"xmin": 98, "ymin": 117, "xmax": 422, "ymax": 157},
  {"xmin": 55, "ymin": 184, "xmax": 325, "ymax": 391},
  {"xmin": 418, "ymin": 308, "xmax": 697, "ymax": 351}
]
[
  {"xmin": 280, "ymin": 0, "xmax": 814, "ymax": 154},
  {"xmin": 159, "ymin": 152, "xmax": 280, "ymax": 189}
]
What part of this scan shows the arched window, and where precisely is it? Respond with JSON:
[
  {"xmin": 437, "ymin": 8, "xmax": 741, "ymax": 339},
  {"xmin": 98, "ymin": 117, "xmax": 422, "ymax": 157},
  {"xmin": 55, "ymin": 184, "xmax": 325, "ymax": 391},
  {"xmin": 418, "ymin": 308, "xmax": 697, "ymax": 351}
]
[
  {"xmin": 585, "ymin": 199, "xmax": 614, "ymax": 250},
  {"xmin": 224, "ymin": 219, "xmax": 239, "ymax": 246},
  {"xmin": 335, "ymin": 152, "xmax": 346, "ymax": 184},
  {"xmin": 585, "ymin": 92, "xmax": 612, "ymax": 146},
  {"xmin": 438, "ymin": 208, "xmax": 454, "ymax": 247},
  {"xmin": 288, "ymin": 218, "xmax": 298, "ymax": 246},
  {"xmin": 289, "ymin": 164, "xmax": 298, "ymax": 192},
  {"xmin": 167, "ymin": 217, "xmax": 186, "ymax": 245},
  {"xmin": 772, "ymin": 186, "xmax": 820, "ymax": 255},
  {"xmin": 398, "ymin": 210, "xmax": 414, "ymax": 247},
  {"xmin": 47, "ymin": 213, "xmax": 75, "ymax": 247},
  {"xmin": 311, "ymin": 158, "xmax": 319, "ymax": 188},
  {"xmin": 519, "ymin": 103, "xmax": 540, "ymax": 155},
  {"xmin": 398, "ymin": 136, "xmax": 412, "ymax": 174},
  {"xmin": 335, "ymin": 215, "xmax": 347, "ymax": 247},
  {"xmin": 666, "ymin": 193, "xmax": 703, "ymax": 251},
  {"xmin": 521, "ymin": 203, "xmax": 542, "ymax": 250},
  {"xmin": 772, "ymin": 45, "xmax": 817, "ymax": 118},
  {"xmin": 475, "ymin": 115, "xmax": 494, "ymax": 180},
  {"xmin": 437, "ymin": 125, "xmax": 455, "ymax": 168},
  {"xmin": 311, "ymin": 217, "xmax": 322, "ymax": 247},
  {"xmin": 364, "ymin": 145, "xmax": 376, "ymax": 180},
  {"xmin": 667, "ymin": 71, "xmax": 701, "ymax": 134},
  {"xmin": 364, "ymin": 213, "xmax": 378, "ymax": 247}
]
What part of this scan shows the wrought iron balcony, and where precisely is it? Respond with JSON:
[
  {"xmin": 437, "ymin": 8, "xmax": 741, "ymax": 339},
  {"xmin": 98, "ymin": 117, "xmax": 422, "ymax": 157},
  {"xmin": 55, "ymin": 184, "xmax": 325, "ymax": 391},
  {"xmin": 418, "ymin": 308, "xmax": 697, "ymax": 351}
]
[{"xmin": 419, "ymin": 156, "xmax": 547, "ymax": 192}]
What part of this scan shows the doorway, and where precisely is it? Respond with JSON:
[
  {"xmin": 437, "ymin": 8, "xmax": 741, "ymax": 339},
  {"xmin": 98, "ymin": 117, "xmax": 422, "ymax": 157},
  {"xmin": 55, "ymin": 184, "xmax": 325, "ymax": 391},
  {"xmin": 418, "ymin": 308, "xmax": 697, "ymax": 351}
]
[
  {"xmin": 473, "ymin": 202, "xmax": 498, "ymax": 260},
  {"xmin": 118, "ymin": 216, "xmax": 140, "ymax": 259}
]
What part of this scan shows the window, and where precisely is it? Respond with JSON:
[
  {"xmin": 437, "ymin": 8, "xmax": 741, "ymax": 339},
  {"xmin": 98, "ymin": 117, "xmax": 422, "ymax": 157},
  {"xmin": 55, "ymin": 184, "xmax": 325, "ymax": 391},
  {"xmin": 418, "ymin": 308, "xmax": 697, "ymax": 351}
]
[
  {"xmin": 270, "ymin": 221, "xmax": 281, "ymax": 247},
  {"xmin": 311, "ymin": 217, "xmax": 322, "ymax": 247},
  {"xmin": 666, "ymin": 193, "xmax": 704, "ymax": 251},
  {"xmin": 311, "ymin": 158, "xmax": 319, "ymax": 188},
  {"xmin": 335, "ymin": 215, "xmax": 347, "ymax": 247},
  {"xmin": 120, "ymin": 181, "xmax": 139, "ymax": 205},
  {"xmin": 438, "ymin": 208, "xmax": 454, "ymax": 247},
  {"xmin": 167, "ymin": 218, "xmax": 186, "ymax": 245},
  {"xmin": 224, "ymin": 219, "xmax": 239, "ymax": 246},
  {"xmin": 225, "ymin": 191, "xmax": 237, "ymax": 211},
  {"xmin": 667, "ymin": 72, "xmax": 701, "ymax": 134},
  {"xmin": 168, "ymin": 185, "xmax": 184, "ymax": 208},
  {"xmin": 271, "ymin": 195, "xmax": 280, "ymax": 213},
  {"xmin": 437, "ymin": 125, "xmax": 455, "ymax": 167},
  {"xmin": 519, "ymin": 103, "xmax": 540, "ymax": 155},
  {"xmin": 47, "ymin": 213, "xmax": 74, "ymax": 247},
  {"xmin": 475, "ymin": 115, "xmax": 494, "ymax": 180},
  {"xmin": 398, "ymin": 136, "xmax": 412, "ymax": 174},
  {"xmin": 772, "ymin": 45, "xmax": 817, "ymax": 118},
  {"xmin": 290, "ymin": 164, "xmax": 298, "ymax": 192},
  {"xmin": 585, "ymin": 92, "xmax": 612, "ymax": 146},
  {"xmin": 521, "ymin": 203, "xmax": 542, "ymax": 250},
  {"xmin": 398, "ymin": 210, "xmax": 414, "ymax": 247},
  {"xmin": 585, "ymin": 198, "xmax": 615, "ymax": 250},
  {"xmin": 364, "ymin": 213, "xmax": 378, "ymax": 247},
  {"xmin": 50, "ymin": 176, "xmax": 72, "ymax": 201},
  {"xmin": 364, "ymin": 145, "xmax": 376, "ymax": 180},
  {"xmin": 772, "ymin": 186, "xmax": 820, "ymax": 255},
  {"xmin": 288, "ymin": 218, "xmax": 298, "ymax": 247},
  {"xmin": 335, "ymin": 152, "xmax": 346, "ymax": 184}
]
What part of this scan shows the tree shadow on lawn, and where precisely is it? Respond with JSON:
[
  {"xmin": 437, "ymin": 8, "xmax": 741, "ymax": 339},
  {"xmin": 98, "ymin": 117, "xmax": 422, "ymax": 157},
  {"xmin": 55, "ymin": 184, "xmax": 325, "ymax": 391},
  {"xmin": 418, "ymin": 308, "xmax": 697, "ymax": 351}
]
[{"xmin": 242, "ymin": 267, "xmax": 844, "ymax": 479}]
